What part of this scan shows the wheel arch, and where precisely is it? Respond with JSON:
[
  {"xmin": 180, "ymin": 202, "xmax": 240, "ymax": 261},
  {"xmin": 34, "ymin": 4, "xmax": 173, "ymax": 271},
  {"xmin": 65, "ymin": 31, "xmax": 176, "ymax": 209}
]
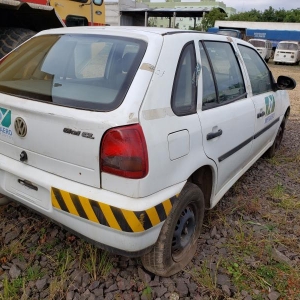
[
  {"xmin": 188, "ymin": 164, "xmax": 215, "ymax": 209},
  {"xmin": 284, "ymin": 106, "xmax": 290, "ymax": 120}
]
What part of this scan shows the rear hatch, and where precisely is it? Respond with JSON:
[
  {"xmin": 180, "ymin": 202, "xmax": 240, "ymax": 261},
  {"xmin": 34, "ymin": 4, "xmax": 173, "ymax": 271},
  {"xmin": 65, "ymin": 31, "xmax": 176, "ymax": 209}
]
[{"xmin": 0, "ymin": 31, "xmax": 148, "ymax": 188}]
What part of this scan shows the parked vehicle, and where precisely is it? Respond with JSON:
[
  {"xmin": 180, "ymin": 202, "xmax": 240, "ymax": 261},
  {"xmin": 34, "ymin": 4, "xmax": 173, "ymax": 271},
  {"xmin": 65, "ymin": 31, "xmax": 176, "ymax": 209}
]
[
  {"xmin": 216, "ymin": 29, "xmax": 243, "ymax": 39},
  {"xmin": 0, "ymin": 0, "xmax": 105, "ymax": 58},
  {"xmin": 274, "ymin": 41, "xmax": 300, "ymax": 65},
  {"xmin": 209, "ymin": 21, "xmax": 300, "ymax": 51},
  {"xmin": 248, "ymin": 38, "xmax": 273, "ymax": 62},
  {"xmin": 0, "ymin": 27, "xmax": 295, "ymax": 276}
]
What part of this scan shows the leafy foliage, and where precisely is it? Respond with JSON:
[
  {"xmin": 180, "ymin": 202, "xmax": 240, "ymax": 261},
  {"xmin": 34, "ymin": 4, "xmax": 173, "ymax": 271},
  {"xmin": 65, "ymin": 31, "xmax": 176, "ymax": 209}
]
[
  {"xmin": 200, "ymin": 8, "xmax": 226, "ymax": 31},
  {"xmin": 198, "ymin": 7, "xmax": 300, "ymax": 32},
  {"xmin": 228, "ymin": 7, "xmax": 300, "ymax": 22}
]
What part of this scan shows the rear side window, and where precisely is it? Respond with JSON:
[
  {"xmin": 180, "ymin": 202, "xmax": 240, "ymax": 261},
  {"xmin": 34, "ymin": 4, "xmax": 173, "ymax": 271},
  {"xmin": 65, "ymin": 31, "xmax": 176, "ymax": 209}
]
[
  {"xmin": 171, "ymin": 42, "xmax": 197, "ymax": 116},
  {"xmin": 0, "ymin": 34, "xmax": 147, "ymax": 111},
  {"xmin": 199, "ymin": 41, "xmax": 246, "ymax": 109},
  {"xmin": 238, "ymin": 45, "xmax": 272, "ymax": 96}
]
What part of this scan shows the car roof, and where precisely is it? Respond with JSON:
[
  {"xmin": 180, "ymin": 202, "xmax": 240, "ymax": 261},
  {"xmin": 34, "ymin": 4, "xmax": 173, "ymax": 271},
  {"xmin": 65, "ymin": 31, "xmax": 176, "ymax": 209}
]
[
  {"xmin": 36, "ymin": 26, "xmax": 216, "ymax": 37},
  {"xmin": 36, "ymin": 26, "xmax": 197, "ymax": 37},
  {"xmin": 35, "ymin": 26, "xmax": 252, "ymax": 47}
]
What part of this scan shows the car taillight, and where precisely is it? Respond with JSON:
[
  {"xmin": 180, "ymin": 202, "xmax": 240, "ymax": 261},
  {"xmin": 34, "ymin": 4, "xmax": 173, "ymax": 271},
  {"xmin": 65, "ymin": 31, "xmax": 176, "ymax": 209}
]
[{"xmin": 100, "ymin": 124, "xmax": 148, "ymax": 179}]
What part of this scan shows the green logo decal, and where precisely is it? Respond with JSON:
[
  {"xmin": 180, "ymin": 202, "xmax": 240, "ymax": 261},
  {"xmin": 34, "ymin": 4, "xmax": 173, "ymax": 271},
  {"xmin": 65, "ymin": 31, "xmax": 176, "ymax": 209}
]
[
  {"xmin": 0, "ymin": 107, "xmax": 12, "ymax": 128},
  {"xmin": 265, "ymin": 95, "xmax": 275, "ymax": 116}
]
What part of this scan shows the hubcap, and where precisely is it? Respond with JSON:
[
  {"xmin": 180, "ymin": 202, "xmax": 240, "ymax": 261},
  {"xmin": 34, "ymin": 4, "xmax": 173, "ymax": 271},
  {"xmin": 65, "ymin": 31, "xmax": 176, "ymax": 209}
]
[{"xmin": 172, "ymin": 206, "xmax": 195, "ymax": 262}]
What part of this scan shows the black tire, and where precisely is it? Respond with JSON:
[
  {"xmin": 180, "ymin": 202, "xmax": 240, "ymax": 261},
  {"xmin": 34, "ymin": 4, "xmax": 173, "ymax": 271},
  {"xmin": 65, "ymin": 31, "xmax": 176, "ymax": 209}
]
[
  {"xmin": 0, "ymin": 27, "xmax": 36, "ymax": 59},
  {"xmin": 141, "ymin": 182, "xmax": 205, "ymax": 277},
  {"xmin": 264, "ymin": 117, "xmax": 286, "ymax": 159}
]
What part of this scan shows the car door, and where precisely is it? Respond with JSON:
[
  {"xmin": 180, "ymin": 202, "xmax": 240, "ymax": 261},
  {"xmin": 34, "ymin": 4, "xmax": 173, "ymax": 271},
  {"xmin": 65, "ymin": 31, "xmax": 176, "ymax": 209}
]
[
  {"xmin": 197, "ymin": 40, "xmax": 256, "ymax": 194},
  {"xmin": 237, "ymin": 44, "xmax": 282, "ymax": 157}
]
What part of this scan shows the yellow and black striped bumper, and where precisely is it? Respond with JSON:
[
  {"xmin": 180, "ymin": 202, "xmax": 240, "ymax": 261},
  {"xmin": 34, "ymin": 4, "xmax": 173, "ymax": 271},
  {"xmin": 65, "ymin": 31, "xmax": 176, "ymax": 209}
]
[{"xmin": 51, "ymin": 188, "xmax": 177, "ymax": 233}]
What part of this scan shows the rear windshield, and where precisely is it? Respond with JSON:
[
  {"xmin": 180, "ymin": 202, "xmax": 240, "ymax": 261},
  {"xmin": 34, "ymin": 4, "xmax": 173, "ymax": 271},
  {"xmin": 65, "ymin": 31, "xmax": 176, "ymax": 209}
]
[
  {"xmin": 0, "ymin": 34, "xmax": 147, "ymax": 111},
  {"xmin": 277, "ymin": 43, "xmax": 298, "ymax": 50},
  {"xmin": 249, "ymin": 40, "xmax": 266, "ymax": 48}
]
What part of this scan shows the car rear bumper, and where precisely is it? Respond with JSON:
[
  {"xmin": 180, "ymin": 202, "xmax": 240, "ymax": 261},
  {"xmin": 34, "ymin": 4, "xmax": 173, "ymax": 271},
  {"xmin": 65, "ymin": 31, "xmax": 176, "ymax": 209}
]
[{"xmin": 0, "ymin": 154, "xmax": 185, "ymax": 255}]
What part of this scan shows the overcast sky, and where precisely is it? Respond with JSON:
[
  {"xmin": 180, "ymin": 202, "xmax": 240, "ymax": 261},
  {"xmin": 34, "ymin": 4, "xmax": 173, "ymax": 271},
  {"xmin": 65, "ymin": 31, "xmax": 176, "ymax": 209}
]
[{"xmin": 223, "ymin": 0, "xmax": 300, "ymax": 12}]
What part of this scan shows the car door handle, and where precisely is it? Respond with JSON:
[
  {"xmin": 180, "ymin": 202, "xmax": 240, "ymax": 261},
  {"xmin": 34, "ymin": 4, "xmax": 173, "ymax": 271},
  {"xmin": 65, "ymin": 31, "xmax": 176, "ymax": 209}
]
[
  {"xmin": 257, "ymin": 111, "xmax": 265, "ymax": 118},
  {"xmin": 207, "ymin": 129, "xmax": 223, "ymax": 140}
]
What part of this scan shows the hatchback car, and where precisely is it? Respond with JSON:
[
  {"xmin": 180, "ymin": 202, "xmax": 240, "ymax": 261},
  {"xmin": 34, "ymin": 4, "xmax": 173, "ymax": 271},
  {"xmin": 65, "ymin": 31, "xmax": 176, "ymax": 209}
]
[{"xmin": 0, "ymin": 27, "xmax": 295, "ymax": 276}]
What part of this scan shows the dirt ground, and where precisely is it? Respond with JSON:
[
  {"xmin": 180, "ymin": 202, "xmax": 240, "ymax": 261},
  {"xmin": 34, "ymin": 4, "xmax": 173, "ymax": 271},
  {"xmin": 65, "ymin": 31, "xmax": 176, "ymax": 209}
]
[{"xmin": 0, "ymin": 62, "xmax": 299, "ymax": 300}]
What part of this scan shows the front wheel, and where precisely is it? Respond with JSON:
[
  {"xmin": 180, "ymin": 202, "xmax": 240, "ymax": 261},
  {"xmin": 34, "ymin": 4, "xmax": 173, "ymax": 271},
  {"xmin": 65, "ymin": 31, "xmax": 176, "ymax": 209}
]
[{"xmin": 141, "ymin": 182, "xmax": 205, "ymax": 277}]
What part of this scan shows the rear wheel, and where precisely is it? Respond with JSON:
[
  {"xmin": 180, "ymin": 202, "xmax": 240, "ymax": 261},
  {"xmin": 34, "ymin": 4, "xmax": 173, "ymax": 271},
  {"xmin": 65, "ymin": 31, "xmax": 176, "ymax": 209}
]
[
  {"xmin": 0, "ymin": 27, "xmax": 36, "ymax": 58},
  {"xmin": 141, "ymin": 182, "xmax": 205, "ymax": 277},
  {"xmin": 264, "ymin": 117, "xmax": 286, "ymax": 158}
]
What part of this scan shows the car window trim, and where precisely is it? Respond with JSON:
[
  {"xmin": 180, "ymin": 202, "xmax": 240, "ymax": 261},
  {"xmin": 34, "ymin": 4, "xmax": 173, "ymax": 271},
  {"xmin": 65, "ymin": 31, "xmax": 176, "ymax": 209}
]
[
  {"xmin": 200, "ymin": 40, "xmax": 247, "ymax": 110},
  {"xmin": 171, "ymin": 41, "xmax": 197, "ymax": 117}
]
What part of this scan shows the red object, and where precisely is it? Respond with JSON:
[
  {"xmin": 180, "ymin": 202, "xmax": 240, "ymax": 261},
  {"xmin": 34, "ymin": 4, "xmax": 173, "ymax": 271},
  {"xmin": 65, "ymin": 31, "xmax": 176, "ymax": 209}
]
[{"xmin": 101, "ymin": 124, "xmax": 148, "ymax": 179}]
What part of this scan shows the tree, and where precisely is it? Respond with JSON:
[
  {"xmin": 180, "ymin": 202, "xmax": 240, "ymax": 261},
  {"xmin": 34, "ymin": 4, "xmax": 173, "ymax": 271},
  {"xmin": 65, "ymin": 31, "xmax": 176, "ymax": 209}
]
[
  {"xmin": 227, "ymin": 7, "xmax": 300, "ymax": 23},
  {"xmin": 284, "ymin": 9, "xmax": 300, "ymax": 22},
  {"xmin": 200, "ymin": 8, "xmax": 226, "ymax": 31},
  {"xmin": 228, "ymin": 9, "xmax": 262, "ymax": 21}
]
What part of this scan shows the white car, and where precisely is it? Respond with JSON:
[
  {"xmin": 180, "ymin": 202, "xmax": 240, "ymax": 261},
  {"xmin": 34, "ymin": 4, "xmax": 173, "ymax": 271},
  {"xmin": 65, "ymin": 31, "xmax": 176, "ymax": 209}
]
[
  {"xmin": 0, "ymin": 27, "xmax": 295, "ymax": 276},
  {"xmin": 248, "ymin": 38, "xmax": 273, "ymax": 62}
]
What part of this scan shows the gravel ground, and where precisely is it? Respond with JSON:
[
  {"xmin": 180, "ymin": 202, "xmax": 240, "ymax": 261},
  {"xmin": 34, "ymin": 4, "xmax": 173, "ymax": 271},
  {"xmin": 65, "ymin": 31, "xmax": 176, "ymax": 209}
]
[{"xmin": 0, "ymin": 62, "xmax": 299, "ymax": 300}]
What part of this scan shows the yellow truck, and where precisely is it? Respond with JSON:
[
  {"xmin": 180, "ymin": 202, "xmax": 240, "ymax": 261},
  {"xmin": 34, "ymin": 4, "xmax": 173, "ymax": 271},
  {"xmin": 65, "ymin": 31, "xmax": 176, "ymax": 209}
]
[{"xmin": 0, "ymin": 0, "xmax": 105, "ymax": 58}]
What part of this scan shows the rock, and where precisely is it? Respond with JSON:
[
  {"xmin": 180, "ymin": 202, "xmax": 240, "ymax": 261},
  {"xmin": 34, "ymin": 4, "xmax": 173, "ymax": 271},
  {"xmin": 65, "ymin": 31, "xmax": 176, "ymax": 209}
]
[
  {"xmin": 271, "ymin": 248, "xmax": 293, "ymax": 266},
  {"xmin": 176, "ymin": 281, "xmax": 188, "ymax": 297},
  {"xmin": 187, "ymin": 282, "xmax": 198, "ymax": 294},
  {"xmin": 82, "ymin": 273, "xmax": 90, "ymax": 288},
  {"xmin": 104, "ymin": 293, "xmax": 114, "ymax": 300},
  {"xmin": 36, "ymin": 278, "xmax": 47, "ymax": 291},
  {"xmin": 138, "ymin": 267, "xmax": 152, "ymax": 283},
  {"xmin": 153, "ymin": 286, "xmax": 167, "ymax": 298},
  {"xmin": 117, "ymin": 278, "xmax": 128, "ymax": 291},
  {"xmin": 222, "ymin": 284, "xmax": 231, "ymax": 296},
  {"xmin": 66, "ymin": 291, "xmax": 74, "ymax": 300},
  {"xmin": 12, "ymin": 259, "xmax": 27, "ymax": 271},
  {"xmin": 169, "ymin": 292, "xmax": 180, "ymax": 300},
  {"xmin": 89, "ymin": 281, "xmax": 100, "ymax": 291},
  {"xmin": 216, "ymin": 274, "xmax": 231, "ymax": 286},
  {"xmin": 210, "ymin": 226, "xmax": 217, "ymax": 238},
  {"xmin": 268, "ymin": 291, "xmax": 281, "ymax": 300},
  {"xmin": 70, "ymin": 269, "xmax": 84, "ymax": 284},
  {"xmin": 105, "ymin": 283, "xmax": 118, "ymax": 293},
  {"xmin": 93, "ymin": 288, "xmax": 104, "ymax": 297},
  {"xmin": 9, "ymin": 264, "xmax": 21, "ymax": 279},
  {"xmin": 149, "ymin": 280, "xmax": 161, "ymax": 287},
  {"xmin": 4, "ymin": 230, "xmax": 20, "ymax": 244}
]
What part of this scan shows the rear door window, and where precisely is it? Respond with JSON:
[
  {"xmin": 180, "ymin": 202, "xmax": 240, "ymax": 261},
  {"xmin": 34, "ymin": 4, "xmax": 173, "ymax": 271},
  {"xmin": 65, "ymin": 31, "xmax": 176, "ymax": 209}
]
[
  {"xmin": 0, "ymin": 34, "xmax": 147, "ymax": 111},
  {"xmin": 199, "ymin": 41, "xmax": 246, "ymax": 110}
]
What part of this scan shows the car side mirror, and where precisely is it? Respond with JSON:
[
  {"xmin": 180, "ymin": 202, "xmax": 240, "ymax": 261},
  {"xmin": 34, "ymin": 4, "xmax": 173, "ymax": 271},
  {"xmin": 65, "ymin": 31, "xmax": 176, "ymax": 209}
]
[{"xmin": 277, "ymin": 75, "xmax": 296, "ymax": 90}]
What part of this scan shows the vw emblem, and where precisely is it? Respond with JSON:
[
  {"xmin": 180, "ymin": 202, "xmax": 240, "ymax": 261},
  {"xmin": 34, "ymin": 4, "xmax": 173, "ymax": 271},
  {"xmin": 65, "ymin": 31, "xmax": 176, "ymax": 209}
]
[{"xmin": 14, "ymin": 117, "xmax": 27, "ymax": 137}]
